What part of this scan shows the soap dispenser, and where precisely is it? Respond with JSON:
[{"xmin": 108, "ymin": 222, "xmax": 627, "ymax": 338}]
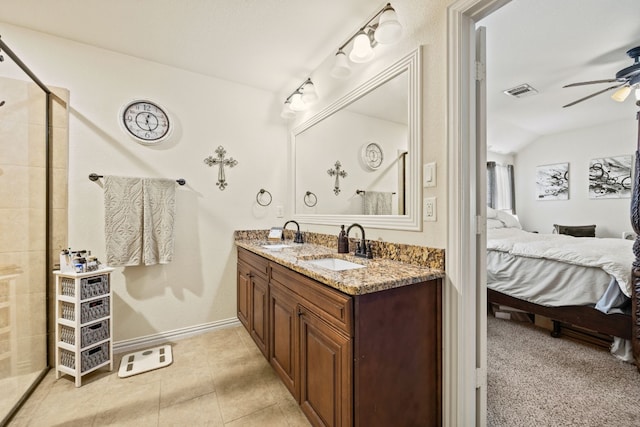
[{"xmin": 337, "ymin": 225, "xmax": 349, "ymax": 253}]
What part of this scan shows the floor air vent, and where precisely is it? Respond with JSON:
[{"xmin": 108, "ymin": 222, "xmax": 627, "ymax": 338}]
[{"xmin": 503, "ymin": 83, "xmax": 538, "ymax": 98}]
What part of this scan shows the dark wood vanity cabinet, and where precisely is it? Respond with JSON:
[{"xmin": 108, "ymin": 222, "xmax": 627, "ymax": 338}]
[
  {"xmin": 237, "ymin": 247, "xmax": 442, "ymax": 427},
  {"xmin": 237, "ymin": 248, "xmax": 269, "ymax": 357},
  {"xmin": 270, "ymin": 259, "xmax": 354, "ymax": 426}
]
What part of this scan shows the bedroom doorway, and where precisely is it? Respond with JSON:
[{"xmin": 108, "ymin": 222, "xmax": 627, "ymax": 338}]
[{"xmin": 447, "ymin": 0, "xmax": 509, "ymax": 425}]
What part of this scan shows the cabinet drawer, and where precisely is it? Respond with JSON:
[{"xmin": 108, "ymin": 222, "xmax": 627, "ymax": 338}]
[
  {"xmin": 270, "ymin": 263, "xmax": 353, "ymax": 335},
  {"xmin": 238, "ymin": 248, "xmax": 269, "ymax": 278}
]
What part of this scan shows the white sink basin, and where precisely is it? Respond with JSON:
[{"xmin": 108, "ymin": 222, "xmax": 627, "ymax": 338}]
[
  {"xmin": 261, "ymin": 244, "xmax": 292, "ymax": 250},
  {"xmin": 304, "ymin": 258, "xmax": 365, "ymax": 271}
]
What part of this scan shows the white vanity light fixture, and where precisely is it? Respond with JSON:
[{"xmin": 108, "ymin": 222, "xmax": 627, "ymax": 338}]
[
  {"xmin": 330, "ymin": 49, "xmax": 352, "ymax": 79},
  {"xmin": 280, "ymin": 78, "xmax": 318, "ymax": 119},
  {"xmin": 280, "ymin": 99, "xmax": 296, "ymax": 119},
  {"xmin": 349, "ymin": 30, "xmax": 375, "ymax": 63},
  {"xmin": 374, "ymin": 4, "xmax": 403, "ymax": 44},
  {"xmin": 329, "ymin": 3, "xmax": 403, "ymax": 78},
  {"xmin": 301, "ymin": 79, "xmax": 319, "ymax": 103}
]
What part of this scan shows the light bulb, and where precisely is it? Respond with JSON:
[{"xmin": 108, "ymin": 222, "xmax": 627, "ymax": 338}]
[
  {"xmin": 611, "ymin": 85, "xmax": 631, "ymax": 102},
  {"xmin": 330, "ymin": 50, "xmax": 352, "ymax": 79},
  {"xmin": 290, "ymin": 91, "xmax": 306, "ymax": 111},
  {"xmin": 301, "ymin": 80, "xmax": 318, "ymax": 104},
  {"xmin": 280, "ymin": 100, "xmax": 296, "ymax": 119},
  {"xmin": 349, "ymin": 30, "xmax": 374, "ymax": 63},
  {"xmin": 635, "ymin": 86, "xmax": 640, "ymax": 101},
  {"xmin": 374, "ymin": 6, "xmax": 402, "ymax": 44}
]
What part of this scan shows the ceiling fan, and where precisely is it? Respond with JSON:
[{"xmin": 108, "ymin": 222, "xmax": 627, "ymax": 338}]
[{"xmin": 562, "ymin": 46, "xmax": 640, "ymax": 108}]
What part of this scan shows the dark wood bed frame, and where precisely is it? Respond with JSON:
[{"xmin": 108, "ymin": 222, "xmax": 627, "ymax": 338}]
[
  {"xmin": 487, "ymin": 288, "xmax": 632, "ymax": 340},
  {"xmin": 631, "ymin": 105, "xmax": 640, "ymax": 371},
  {"xmin": 492, "ymin": 104, "xmax": 640, "ymax": 370}
]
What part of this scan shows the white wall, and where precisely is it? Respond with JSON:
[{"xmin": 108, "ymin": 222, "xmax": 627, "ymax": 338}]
[
  {"xmin": 515, "ymin": 118, "xmax": 637, "ymax": 237},
  {"xmin": 0, "ymin": 23, "xmax": 288, "ymax": 342},
  {"xmin": 0, "ymin": 0, "xmax": 455, "ymax": 343},
  {"xmin": 295, "ymin": 109, "xmax": 406, "ymax": 215}
]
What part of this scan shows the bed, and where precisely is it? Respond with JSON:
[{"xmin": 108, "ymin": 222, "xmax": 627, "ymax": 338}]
[{"xmin": 486, "ymin": 207, "xmax": 634, "ymax": 362}]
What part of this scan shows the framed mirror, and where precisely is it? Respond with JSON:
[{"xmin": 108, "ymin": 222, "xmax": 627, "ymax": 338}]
[{"xmin": 291, "ymin": 48, "xmax": 422, "ymax": 230}]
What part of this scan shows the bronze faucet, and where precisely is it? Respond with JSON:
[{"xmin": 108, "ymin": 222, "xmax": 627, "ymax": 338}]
[
  {"xmin": 283, "ymin": 220, "xmax": 304, "ymax": 244},
  {"xmin": 346, "ymin": 223, "xmax": 373, "ymax": 258}
]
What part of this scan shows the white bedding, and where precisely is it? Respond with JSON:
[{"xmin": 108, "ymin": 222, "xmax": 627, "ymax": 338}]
[{"xmin": 487, "ymin": 227, "xmax": 633, "ymax": 298}]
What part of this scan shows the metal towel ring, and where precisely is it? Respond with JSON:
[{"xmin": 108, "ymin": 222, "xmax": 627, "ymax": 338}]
[
  {"xmin": 256, "ymin": 189, "xmax": 272, "ymax": 206},
  {"xmin": 304, "ymin": 191, "xmax": 317, "ymax": 207}
]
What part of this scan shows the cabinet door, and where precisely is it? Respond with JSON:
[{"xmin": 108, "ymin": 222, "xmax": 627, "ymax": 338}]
[
  {"xmin": 250, "ymin": 273, "xmax": 269, "ymax": 357},
  {"xmin": 299, "ymin": 307, "xmax": 352, "ymax": 427},
  {"xmin": 268, "ymin": 280, "xmax": 299, "ymax": 399},
  {"xmin": 236, "ymin": 263, "xmax": 251, "ymax": 330}
]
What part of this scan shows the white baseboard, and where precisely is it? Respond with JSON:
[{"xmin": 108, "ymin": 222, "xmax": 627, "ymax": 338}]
[{"xmin": 113, "ymin": 317, "xmax": 241, "ymax": 354}]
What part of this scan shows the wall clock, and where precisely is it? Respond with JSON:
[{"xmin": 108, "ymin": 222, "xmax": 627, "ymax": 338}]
[
  {"xmin": 361, "ymin": 142, "xmax": 384, "ymax": 170},
  {"xmin": 120, "ymin": 99, "xmax": 172, "ymax": 144}
]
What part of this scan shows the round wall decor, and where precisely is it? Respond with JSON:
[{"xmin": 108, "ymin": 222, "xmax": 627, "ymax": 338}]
[{"xmin": 361, "ymin": 142, "xmax": 384, "ymax": 170}]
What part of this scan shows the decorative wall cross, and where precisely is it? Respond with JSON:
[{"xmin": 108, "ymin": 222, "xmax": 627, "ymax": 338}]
[
  {"xmin": 327, "ymin": 160, "xmax": 348, "ymax": 195},
  {"xmin": 204, "ymin": 145, "xmax": 238, "ymax": 190}
]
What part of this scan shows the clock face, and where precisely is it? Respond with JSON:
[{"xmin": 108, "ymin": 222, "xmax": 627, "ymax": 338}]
[
  {"xmin": 362, "ymin": 142, "xmax": 384, "ymax": 170},
  {"xmin": 121, "ymin": 100, "xmax": 171, "ymax": 144}
]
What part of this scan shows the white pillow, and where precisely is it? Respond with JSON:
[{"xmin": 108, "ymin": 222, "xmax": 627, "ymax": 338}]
[
  {"xmin": 487, "ymin": 218, "xmax": 505, "ymax": 229},
  {"xmin": 487, "ymin": 207, "xmax": 498, "ymax": 219},
  {"xmin": 494, "ymin": 210, "xmax": 522, "ymax": 229}
]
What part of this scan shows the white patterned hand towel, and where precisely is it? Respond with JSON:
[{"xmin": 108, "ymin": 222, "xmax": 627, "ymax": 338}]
[
  {"xmin": 142, "ymin": 178, "xmax": 176, "ymax": 265},
  {"xmin": 104, "ymin": 176, "xmax": 144, "ymax": 266},
  {"xmin": 104, "ymin": 176, "xmax": 176, "ymax": 266},
  {"xmin": 363, "ymin": 191, "xmax": 393, "ymax": 215}
]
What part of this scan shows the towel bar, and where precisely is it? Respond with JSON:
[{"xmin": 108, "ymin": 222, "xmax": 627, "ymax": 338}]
[{"xmin": 88, "ymin": 173, "xmax": 186, "ymax": 186}]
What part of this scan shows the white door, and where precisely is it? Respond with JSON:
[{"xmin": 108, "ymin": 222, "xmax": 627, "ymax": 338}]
[{"xmin": 474, "ymin": 25, "xmax": 488, "ymax": 427}]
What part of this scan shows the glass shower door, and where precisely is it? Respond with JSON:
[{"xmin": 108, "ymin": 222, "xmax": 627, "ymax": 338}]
[{"xmin": 0, "ymin": 74, "xmax": 49, "ymax": 421}]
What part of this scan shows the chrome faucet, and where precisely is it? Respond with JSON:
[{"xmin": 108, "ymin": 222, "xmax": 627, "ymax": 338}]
[
  {"xmin": 346, "ymin": 223, "xmax": 373, "ymax": 258},
  {"xmin": 283, "ymin": 220, "xmax": 304, "ymax": 244}
]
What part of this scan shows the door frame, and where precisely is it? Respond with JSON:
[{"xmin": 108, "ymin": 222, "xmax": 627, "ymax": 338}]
[{"xmin": 445, "ymin": 0, "xmax": 510, "ymax": 425}]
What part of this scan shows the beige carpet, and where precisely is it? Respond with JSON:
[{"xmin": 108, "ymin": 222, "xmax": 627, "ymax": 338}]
[{"xmin": 487, "ymin": 315, "xmax": 640, "ymax": 426}]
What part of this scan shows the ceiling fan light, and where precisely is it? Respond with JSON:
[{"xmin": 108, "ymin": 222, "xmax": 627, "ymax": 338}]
[
  {"xmin": 301, "ymin": 80, "xmax": 318, "ymax": 104},
  {"xmin": 349, "ymin": 31, "xmax": 375, "ymax": 63},
  {"xmin": 611, "ymin": 85, "xmax": 631, "ymax": 102},
  {"xmin": 374, "ymin": 6, "xmax": 402, "ymax": 44},
  {"xmin": 330, "ymin": 50, "xmax": 352, "ymax": 79}
]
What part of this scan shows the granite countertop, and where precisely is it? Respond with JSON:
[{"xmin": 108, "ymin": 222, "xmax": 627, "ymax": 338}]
[{"xmin": 235, "ymin": 239, "xmax": 444, "ymax": 296}]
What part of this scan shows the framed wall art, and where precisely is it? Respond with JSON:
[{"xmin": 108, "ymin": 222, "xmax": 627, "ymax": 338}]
[
  {"xmin": 589, "ymin": 155, "xmax": 632, "ymax": 199},
  {"xmin": 536, "ymin": 163, "xmax": 569, "ymax": 200}
]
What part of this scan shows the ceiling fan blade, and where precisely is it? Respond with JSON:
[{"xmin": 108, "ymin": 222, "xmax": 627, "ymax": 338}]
[
  {"xmin": 562, "ymin": 83, "xmax": 626, "ymax": 108},
  {"xmin": 563, "ymin": 79, "xmax": 622, "ymax": 88}
]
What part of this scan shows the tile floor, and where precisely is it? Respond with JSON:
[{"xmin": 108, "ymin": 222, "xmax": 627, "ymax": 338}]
[{"xmin": 8, "ymin": 325, "xmax": 311, "ymax": 426}]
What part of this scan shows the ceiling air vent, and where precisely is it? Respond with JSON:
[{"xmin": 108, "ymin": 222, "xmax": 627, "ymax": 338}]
[{"xmin": 503, "ymin": 83, "xmax": 538, "ymax": 98}]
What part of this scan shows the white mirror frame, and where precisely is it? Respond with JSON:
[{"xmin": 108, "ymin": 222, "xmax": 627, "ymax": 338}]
[{"xmin": 291, "ymin": 48, "xmax": 422, "ymax": 230}]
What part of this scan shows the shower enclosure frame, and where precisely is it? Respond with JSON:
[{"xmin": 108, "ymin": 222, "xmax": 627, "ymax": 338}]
[{"xmin": 0, "ymin": 35, "xmax": 54, "ymax": 426}]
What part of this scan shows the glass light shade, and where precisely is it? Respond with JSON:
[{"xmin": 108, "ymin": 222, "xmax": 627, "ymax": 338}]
[
  {"xmin": 290, "ymin": 92, "xmax": 306, "ymax": 111},
  {"xmin": 280, "ymin": 100, "xmax": 296, "ymax": 119},
  {"xmin": 349, "ymin": 31, "xmax": 375, "ymax": 63},
  {"xmin": 330, "ymin": 50, "xmax": 352, "ymax": 79},
  {"xmin": 301, "ymin": 80, "xmax": 318, "ymax": 103},
  {"xmin": 374, "ymin": 7, "xmax": 402, "ymax": 44},
  {"xmin": 611, "ymin": 85, "xmax": 631, "ymax": 102}
]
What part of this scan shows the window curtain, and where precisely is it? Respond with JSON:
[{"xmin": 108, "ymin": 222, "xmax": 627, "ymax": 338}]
[{"xmin": 487, "ymin": 161, "xmax": 516, "ymax": 214}]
